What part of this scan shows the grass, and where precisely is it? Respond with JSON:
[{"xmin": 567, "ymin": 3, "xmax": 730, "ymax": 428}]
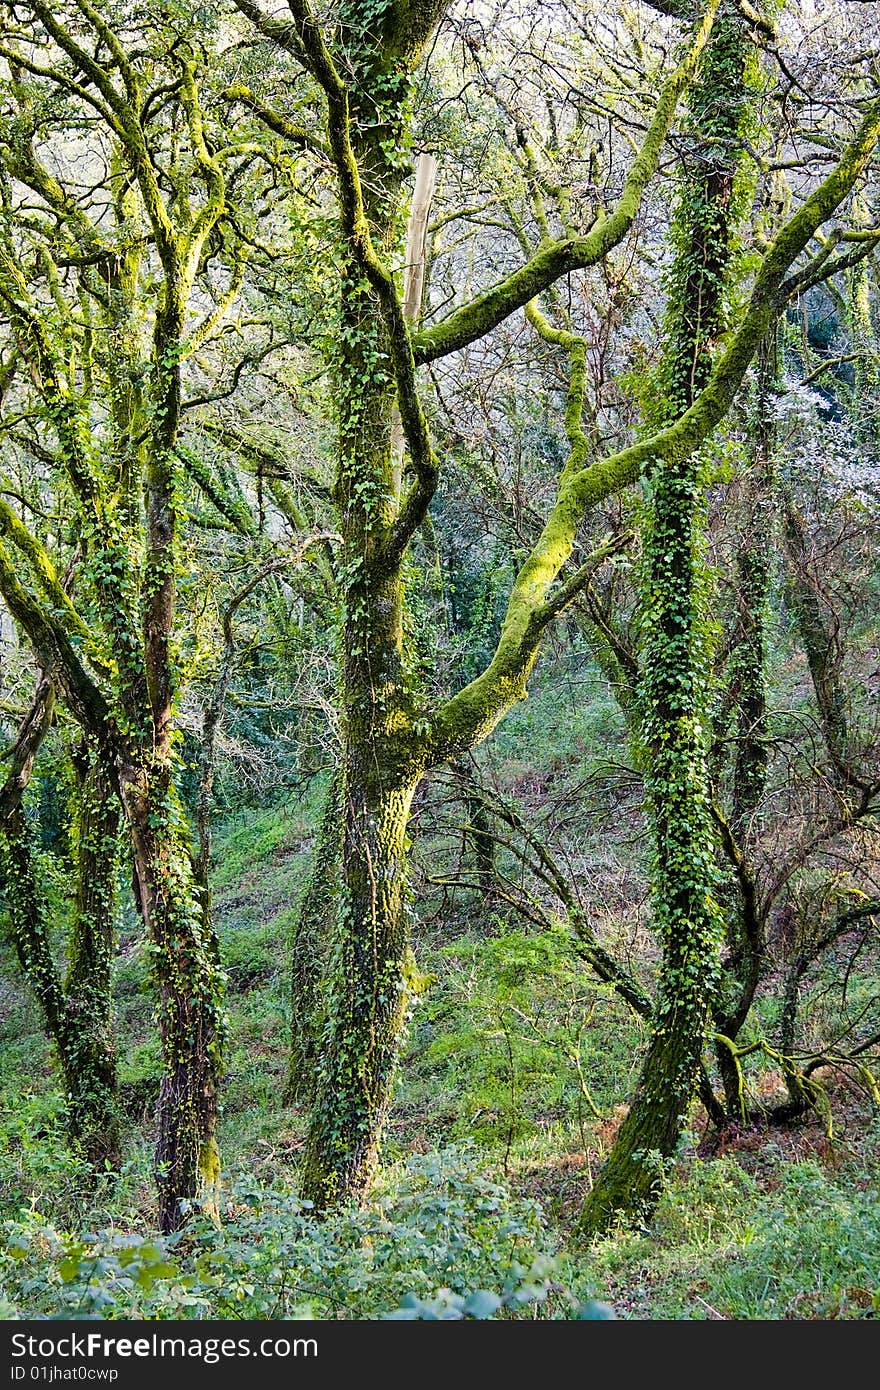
[{"xmin": 588, "ymin": 1136, "xmax": 880, "ymax": 1319}]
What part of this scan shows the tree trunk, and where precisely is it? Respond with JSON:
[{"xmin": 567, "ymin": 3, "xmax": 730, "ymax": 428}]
[
  {"xmin": 2, "ymin": 796, "xmax": 121, "ymax": 1169},
  {"xmin": 0, "ymin": 684, "xmax": 121, "ymax": 1169},
  {"xmin": 300, "ymin": 754, "xmax": 421, "ymax": 1207},
  {"xmin": 577, "ymin": 2, "xmax": 746, "ymax": 1236},
  {"xmin": 300, "ymin": 324, "xmax": 424, "ymax": 1204},
  {"xmin": 576, "ymin": 440, "xmax": 725, "ymax": 1235},
  {"xmin": 776, "ymin": 953, "xmax": 811, "ymax": 1118},
  {"xmin": 64, "ymin": 744, "xmax": 122, "ymax": 1167},
  {"xmin": 122, "ymin": 768, "xmax": 224, "ymax": 1232},
  {"xmin": 715, "ymin": 331, "xmax": 776, "ymax": 1113},
  {"xmin": 577, "ymin": 1015, "xmax": 711, "ymax": 1237},
  {"xmin": 300, "ymin": 60, "xmax": 427, "ymax": 1203}
]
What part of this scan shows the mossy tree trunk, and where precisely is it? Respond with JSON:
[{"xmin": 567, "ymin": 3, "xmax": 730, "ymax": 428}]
[
  {"xmin": 122, "ymin": 769, "xmax": 225, "ymax": 1230},
  {"xmin": 295, "ymin": 12, "xmax": 432, "ymax": 1199},
  {"xmin": 118, "ymin": 261, "xmax": 228, "ymax": 1233},
  {"xmin": 63, "ymin": 743, "xmax": 122, "ymax": 1166},
  {"xmin": 576, "ymin": 436, "xmax": 728, "ymax": 1235},
  {"xmin": 2, "ymin": 807, "xmax": 116, "ymax": 1167},
  {"xmin": 578, "ymin": 2, "xmax": 748, "ymax": 1236},
  {"xmin": 300, "ymin": 765, "xmax": 421, "ymax": 1206}
]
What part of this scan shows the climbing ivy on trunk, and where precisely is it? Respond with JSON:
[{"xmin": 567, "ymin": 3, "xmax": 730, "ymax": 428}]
[{"xmin": 578, "ymin": 4, "xmax": 765, "ymax": 1235}]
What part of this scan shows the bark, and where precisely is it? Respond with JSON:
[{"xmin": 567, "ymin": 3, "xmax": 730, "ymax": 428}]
[
  {"xmin": 300, "ymin": 764, "xmax": 420, "ymax": 1206},
  {"xmin": 577, "ymin": 1016, "xmax": 711, "ymax": 1236},
  {"xmin": 297, "ymin": 397, "xmax": 424, "ymax": 1205},
  {"xmin": 64, "ymin": 744, "xmax": 122, "ymax": 1166},
  {"xmin": 714, "ymin": 331, "xmax": 776, "ymax": 1111},
  {"xmin": 577, "ymin": 430, "xmax": 727, "ymax": 1236},
  {"xmin": 776, "ymin": 952, "xmax": 811, "ymax": 1118},
  {"xmin": 122, "ymin": 767, "xmax": 225, "ymax": 1232}
]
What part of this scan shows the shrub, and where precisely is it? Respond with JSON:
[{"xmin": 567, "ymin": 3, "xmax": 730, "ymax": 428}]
[{"xmin": 1, "ymin": 1145, "xmax": 591, "ymax": 1320}]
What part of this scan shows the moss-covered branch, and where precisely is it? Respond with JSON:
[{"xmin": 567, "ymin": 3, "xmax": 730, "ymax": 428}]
[
  {"xmin": 0, "ymin": 496, "xmax": 97, "ymax": 658},
  {"xmin": 0, "ymin": 543, "xmax": 110, "ymax": 738},
  {"xmin": 223, "ymin": 85, "xmax": 328, "ymax": 156},
  {"xmin": 412, "ymin": 0, "xmax": 723, "ymax": 365}
]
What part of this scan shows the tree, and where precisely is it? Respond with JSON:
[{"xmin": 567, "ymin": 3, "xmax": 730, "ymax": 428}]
[
  {"xmin": 0, "ymin": 1, "xmax": 238, "ymax": 1229},
  {"xmin": 577, "ymin": 0, "xmax": 751, "ymax": 1232}
]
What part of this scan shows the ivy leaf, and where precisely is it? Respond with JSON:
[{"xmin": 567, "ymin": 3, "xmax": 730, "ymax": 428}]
[{"xmin": 58, "ymin": 1257, "xmax": 83, "ymax": 1283}]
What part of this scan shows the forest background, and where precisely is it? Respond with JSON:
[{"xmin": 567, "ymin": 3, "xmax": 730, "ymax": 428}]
[{"xmin": 0, "ymin": 0, "xmax": 878, "ymax": 1320}]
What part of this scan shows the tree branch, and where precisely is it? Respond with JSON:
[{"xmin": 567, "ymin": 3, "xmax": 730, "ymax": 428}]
[{"xmin": 411, "ymin": 0, "xmax": 723, "ymax": 364}]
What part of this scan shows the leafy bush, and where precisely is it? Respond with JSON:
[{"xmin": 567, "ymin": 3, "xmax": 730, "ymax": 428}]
[
  {"xmin": 0, "ymin": 1091, "xmax": 92, "ymax": 1230},
  {"xmin": 1, "ymin": 1146, "xmax": 590, "ymax": 1320}
]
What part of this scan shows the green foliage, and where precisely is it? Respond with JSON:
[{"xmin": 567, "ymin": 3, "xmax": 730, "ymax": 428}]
[
  {"xmin": 383, "ymin": 1259, "xmax": 574, "ymax": 1319},
  {"xmin": 405, "ymin": 926, "xmax": 640, "ymax": 1152},
  {"xmin": 711, "ymin": 1157, "xmax": 880, "ymax": 1318},
  {"xmin": 1, "ymin": 1147, "xmax": 562, "ymax": 1320},
  {"xmin": 592, "ymin": 1146, "xmax": 880, "ymax": 1319},
  {"xmin": 0, "ymin": 1091, "xmax": 92, "ymax": 1230}
]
